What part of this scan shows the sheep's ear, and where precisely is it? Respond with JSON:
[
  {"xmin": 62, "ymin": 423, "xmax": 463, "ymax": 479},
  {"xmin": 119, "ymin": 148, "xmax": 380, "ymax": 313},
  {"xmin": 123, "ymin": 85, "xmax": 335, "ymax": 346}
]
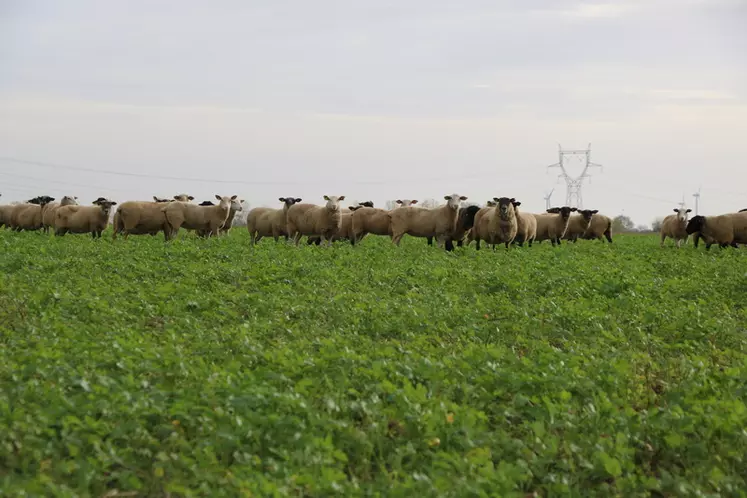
[
  {"xmin": 673, "ymin": 208, "xmax": 679, "ymax": 213},
  {"xmin": 153, "ymin": 196, "xmax": 159, "ymax": 202},
  {"xmin": 110, "ymin": 201, "xmax": 118, "ymax": 206},
  {"xmin": 279, "ymin": 197, "xmax": 286, "ymax": 202},
  {"xmin": 74, "ymin": 196, "xmax": 78, "ymax": 199},
  {"xmin": 514, "ymin": 201, "xmax": 521, "ymax": 207},
  {"xmin": 592, "ymin": 210, "xmax": 598, "ymax": 214},
  {"xmin": 396, "ymin": 200, "xmax": 402, "ymax": 204},
  {"xmin": 231, "ymin": 195, "xmax": 237, "ymax": 200},
  {"xmin": 188, "ymin": 196, "xmax": 195, "ymax": 201},
  {"xmin": 348, "ymin": 206, "xmax": 356, "ymax": 211},
  {"xmin": 571, "ymin": 207, "xmax": 577, "ymax": 212},
  {"xmin": 324, "ymin": 195, "xmax": 330, "ymax": 201},
  {"xmin": 686, "ymin": 209, "xmax": 692, "ymax": 213},
  {"xmin": 510, "ymin": 198, "xmax": 515, "ymax": 203},
  {"xmin": 215, "ymin": 194, "xmax": 222, "ymax": 201},
  {"xmin": 493, "ymin": 197, "xmax": 500, "ymax": 202},
  {"xmin": 411, "ymin": 200, "xmax": 418, "ymax": 204},
  {"xmin": 460, "ymin": 196, "xmax": 468, "ymax": 201},
  {"xmin": 295, "ymin": 198, "xmax": 302, "ymax": 203},
  {"xmin": 338, "ymin": 195, "xmax": 345, "ymax": 201},
  {"xmin": 444, "ymin": 196, "xmax": 451, "ymax": 200}
]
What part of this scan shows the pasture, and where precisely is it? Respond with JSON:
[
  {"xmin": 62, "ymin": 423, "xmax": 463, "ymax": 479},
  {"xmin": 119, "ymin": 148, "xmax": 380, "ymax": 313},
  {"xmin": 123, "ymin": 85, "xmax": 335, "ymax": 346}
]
[{"xmin": 0, "ymin": 230, "xmax": 745, "ymax": 497}]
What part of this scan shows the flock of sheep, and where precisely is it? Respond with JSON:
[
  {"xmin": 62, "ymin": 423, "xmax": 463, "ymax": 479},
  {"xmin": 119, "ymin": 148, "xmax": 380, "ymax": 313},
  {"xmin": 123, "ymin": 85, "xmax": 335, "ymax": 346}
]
[{"xmin": 0, "ymin": 193, "xmax": 744, "ymax": 251}]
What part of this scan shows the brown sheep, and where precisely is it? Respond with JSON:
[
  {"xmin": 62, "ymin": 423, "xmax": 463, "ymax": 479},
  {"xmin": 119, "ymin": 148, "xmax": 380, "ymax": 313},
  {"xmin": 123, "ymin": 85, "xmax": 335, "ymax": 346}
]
[
  {"xmin": 286, "ymin": 195, "xmax": 346, "ymax": 246},
  {"xmin": 162, "ymin": 195, "xmax": 237, "ymax": 240},
  {"xmin": 114, "ymin": 200, "xmax": 173, "ymax": 240},
  {"xmin": 55, "ymin": 198, "xmax": 118, "ymax": 238},
  {"xmin": 0, "ymin": 204, "xmax": 16, "ymax": 229},
  {"xmin": 10, "ymin": 196, "xmax": 55, "ymax": 232},
  {"xmin": 512, "ymin": 201, "xmax": 538, "ymax": 247},
  {"xmin": 659, "ymin": 207, "xmax": 692, "ymax": 248},
  {"xmin": 389, "ymin": 194, "xmax": 467, "ymax": 248},
  {"xmin": 470, "ymin": 197, "xmax": 518, "ymax": 250},
  {"xmin": 247, "ymin": 197, "xmax": 302, "ymax": 245},
  {"xmin": 582, "ymin": 213, "xmax": 613, "ymax": 243},
  {"xmin": 42, "ymin": 196, "xmax": 79, "ymax": 234},
  {"xmin": 533, "ymin": 206, "xmax": 577, "ymax": 246},
  {"xmin": 308, "ymin": 205, "xmax": 367, "ymax": 245},
  {"xmin": 196, "ymin": 198, "xmax": 244, "ymax": 237},
  {"xmin": 686, "ymin": 212, "xmax": 747, "ymax": 250},
  {"xmin": 562, "ymin": 209, "xmax": 598, "ymax": 243}
]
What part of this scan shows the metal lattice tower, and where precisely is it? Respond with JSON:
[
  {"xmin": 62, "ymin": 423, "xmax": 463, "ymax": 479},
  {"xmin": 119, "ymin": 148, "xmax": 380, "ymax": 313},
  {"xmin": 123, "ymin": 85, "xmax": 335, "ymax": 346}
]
[{"xmin": 547, "ymin": 144, "xmax": 603, "ymax": 209}]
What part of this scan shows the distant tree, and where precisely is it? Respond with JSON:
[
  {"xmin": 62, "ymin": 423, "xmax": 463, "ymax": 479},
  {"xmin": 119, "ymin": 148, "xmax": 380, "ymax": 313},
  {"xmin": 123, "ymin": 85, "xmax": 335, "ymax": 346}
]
[
  {"xmin": 635, "ymin": 224, "xmax": 650, "ymax": 233},
  {"xmin": 612, "ymin": 215, "xmax": 635, "ymax": 233},
  {"xmin": 651, "ymin": 218, "xmax": 664, "ymax": 232},
  {"xmin": 420, "ymin": 199, "xmax": 439, "ymax": 209}
]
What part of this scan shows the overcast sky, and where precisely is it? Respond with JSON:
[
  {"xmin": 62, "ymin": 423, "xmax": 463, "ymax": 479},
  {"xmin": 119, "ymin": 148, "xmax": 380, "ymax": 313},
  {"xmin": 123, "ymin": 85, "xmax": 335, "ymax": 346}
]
[{"xmin": 1, "ymin": 0, "xmax": 745, "ymax": 225}]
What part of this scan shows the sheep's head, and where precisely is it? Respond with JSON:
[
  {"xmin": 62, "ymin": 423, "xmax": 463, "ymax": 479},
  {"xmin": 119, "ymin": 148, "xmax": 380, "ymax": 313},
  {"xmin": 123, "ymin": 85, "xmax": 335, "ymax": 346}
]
[
  {"xmin": 153, "ymin": 196, "xmax": 172, "ymax": 203},
  {"xmin": 396, "ymin": 199, "xmax": 418, "ymax": 207},
  {"xmin": 93, "ymin": 198, "xmax": 117, "ymax": 213},
  {"xmin": 199, "ymin": 201, "xmax": 215, "ymax": 206},
  {"xmin": 673, "ymin": 207, "xmax": 692, "ymax": 222},
  {"xmin": 444, "ymin": 194, "xmax": 468, "ymax": 210},
  {"xmin": 279, "ymin": 197, "xmax": 302, "ymax": 209},
  {"xmin": 174, "ymin": 194, "xmax": 195, "ymax": 202},
  {"xmin": 460, "ymin": 205, "xmax": 481, "ymax": 229},
  {"xmin": 35, "ymin": 196, "xmax": 55, "ymax": 207},
  {"xmin": 214, "ymin": 195, "xmax": 238, "ymax": 210},
  {"xmin": 548, "ymin": 206, "xmax": 577, "ymax": 220},
  {"xmin": 323, "ymin": 195, "xmax": 345, "ymax": 211},
  {"xmin": 359, "ymin": 201, "xmax": 374, "ymax": 208},
  {"xmin": 486, "ymin": 200, "xmax": 497, "ymax": 207},
  {"xmin": 686, "ymin": 215, "xmax": 705, "ymax": 234},
  {"xmin": 348, "ymin": 206, "xmax": 362, "ymax": 211},
  {"xmin": 61, "ymin": 196, "xmax": 78, "ymax": 206},
  {"xmin": 577, "ymin": 209, "xmax": 598, "ymax": 223},
  {"xmin": 511, "ymin": 200, "xmax": 522, "ymax": 212},
  {"xmin": 493, "ymin": 197, "xmax": 516, "ymax": 219}
]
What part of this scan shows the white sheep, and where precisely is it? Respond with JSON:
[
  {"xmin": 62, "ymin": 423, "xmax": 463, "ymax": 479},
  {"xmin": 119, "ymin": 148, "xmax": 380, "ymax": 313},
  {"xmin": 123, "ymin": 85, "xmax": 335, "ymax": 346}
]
[
  {"xmin": 389, "ymin": 193, "xmax": 467, "ymax": 247},
  {"xmin": 659, "ymin": 207, "xmax": 692, "ymax": 248},
  {"xmin": 286, "ymin": 195, "xmax": 346, "ymax": 246},
  {"xmin": 55, "ymin": 197, "xmax": 117, "ymax": 238}
]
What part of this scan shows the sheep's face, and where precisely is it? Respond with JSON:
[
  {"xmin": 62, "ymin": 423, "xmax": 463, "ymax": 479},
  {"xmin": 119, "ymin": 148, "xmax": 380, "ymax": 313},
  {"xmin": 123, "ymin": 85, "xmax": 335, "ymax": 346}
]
[
  {"xmin": 279, "ymin": 197, "xmax": 302, "ymax": 209},
  {"xmin": 323, "ymin": 195, "xmax": 345, "ymax": 211},
  {"xmin": 686, "ymin": 215, "xmax": 705, "ymax": 234},
  {"xmin": 359, "ymin": 201, "xmax": 374, "ymax": 208},
  {"xmin": 60, "ymin": 196, "xmax": 78, "ymax": 206},
  {"xmin": 174, "ymin": 194, "xmax": 195, "ymax": 202},
  {"xmin": 444, "ymin": 194, "xmax": 468, "ymax": 211},
  {"xmin": 36, "ymin": 196, "xmax": 55, "ymax": 207},
  {"xmin": 93, "ymin": 198, "xmax": 117, "ymax": 213},
  {"xmin": 214, "ymin": 195, "xmax": 238, "ymax": 210},
  {"xmin": 396, "ymin": 199, "xmax": 418, "ymax": 208},
  {"xmin": 559, "ymin": 206, "xmax": 577, "ymax": 220},
  {"xmin": 493, "ymin": 197, "xmax": 516, "ymax": 220},
  {"xmin": 673, "ymin": 207, "xmax": 692, "ymax": 222},
  {"xmin": 578, "ymin": 209, "xmax": 598, "ymax": 224}
]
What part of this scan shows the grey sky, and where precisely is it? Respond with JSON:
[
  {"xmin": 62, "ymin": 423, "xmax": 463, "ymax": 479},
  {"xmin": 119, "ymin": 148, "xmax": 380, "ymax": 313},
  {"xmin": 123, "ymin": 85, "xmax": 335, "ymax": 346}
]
[{"xmin": 1, "ymin": 0, "xmax": 745, "ymax": 225}]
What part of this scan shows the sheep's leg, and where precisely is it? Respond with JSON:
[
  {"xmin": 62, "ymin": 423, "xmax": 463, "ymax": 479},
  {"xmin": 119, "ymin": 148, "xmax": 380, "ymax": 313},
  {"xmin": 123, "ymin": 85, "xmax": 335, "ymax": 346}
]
[
  {"xmin": 457, "ymin": 240, "xmax": 463, "ymax": 248},
  {"xmin": 427, "ymin": 237, "xmax": 433, "ymax": 246},
  {"xmin": 475, "ymin": 238, "xmax": 481, "ymax": 251},
  {"xmin": 292, "ymin": 232, "xmax": 302, "ymax": 246},
  {"xmin": 604, "ymin": 230, "xmax": 613, "ymax": 243}
]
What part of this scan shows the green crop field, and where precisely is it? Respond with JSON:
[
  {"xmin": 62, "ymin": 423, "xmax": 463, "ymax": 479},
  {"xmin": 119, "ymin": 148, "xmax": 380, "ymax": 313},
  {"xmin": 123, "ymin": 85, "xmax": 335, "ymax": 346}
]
[{"xmin": 1, "ymin": 230, "xmax": 745, "ymax": 497}]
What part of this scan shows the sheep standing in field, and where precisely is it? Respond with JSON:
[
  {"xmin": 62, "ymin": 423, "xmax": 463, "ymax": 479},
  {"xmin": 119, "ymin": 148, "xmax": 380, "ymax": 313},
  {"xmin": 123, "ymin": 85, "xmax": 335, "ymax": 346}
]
[
  {"xmin": 685, "ymin": 212, "xmax": 747, "ymax": 250},
  {"xmin": 470, "ymin": 197, "xmax": 518, "ymax": 250},
  {"xmin": 10, "ymin": 196, "xmax": 55, "ymax": 232},
  {"xmin": 308, "ymin": 205, "xmax": 366, "ymax": 245},
  {"xmin": 42, "ymin": 196, "xmax": 79, "ymax": 234},
  {"xmin": 114, "ymin": 199, "xmax": 174, "ymax": 240},
  {"xmin": 246, "ymin": 197, "xmax": 302, "ymax": 245},
  {"xmin": 562, "ymin": 209, "xmax": 598, "ymax": 243},
  {"xmin": 286, "ymin": 195, "xmax": 346, "ymax": 246},
  {"xmin": 443, "ymin": 205, "xmax": 481, "ymax": 251},
  {"xmin": 512, "ymin": 201, "xmax": 538, "ymax": 247},
  {"xmin": 162, "ymin": 195, "xmax": 237, "ymax": 240},
  {"xmin": 55, "ymin": 198, "xmax": 117, "ymax": 238},
  {"xmin": 533, "ymin": 206, "xmax": 577, "ymax": 246},
  {"xmin": 582, "ymin": 213, "xmax": 613, "ymax": 243},
  {"xmin": 352, "ymin": 200, "xmax": 416, "ymax": 245},
  {"xmin": 0, "ymin": 204, "xmax": 16, "ymax": 228},
  {"xmin": 389, "ymin": 194, "xmax": 467, "ymax": 248},
  {"xmin": 196, "ymin": 198, "xmax": 244, "ymax": 237},
  {"xmin": 659, "ymin": 207, "xmax": 692, "ymax": 248}
]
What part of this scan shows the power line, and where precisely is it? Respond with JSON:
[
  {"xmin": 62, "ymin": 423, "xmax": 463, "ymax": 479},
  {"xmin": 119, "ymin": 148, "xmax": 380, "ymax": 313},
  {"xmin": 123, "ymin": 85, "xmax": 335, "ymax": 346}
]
[
  {"xmin": 0, "ymin": 155, "xmax": 506, "ymax": 186},
  {"xmin": 0, "ymin": 171, "xmax": 129, "ymax": 195}
]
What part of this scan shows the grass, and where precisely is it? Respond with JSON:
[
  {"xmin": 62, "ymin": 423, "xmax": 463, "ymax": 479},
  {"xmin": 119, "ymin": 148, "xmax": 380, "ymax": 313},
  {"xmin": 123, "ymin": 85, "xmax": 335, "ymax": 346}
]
[{"xmin": 1, "ymin": 229, "xmax": 745, "ymax": 497}]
